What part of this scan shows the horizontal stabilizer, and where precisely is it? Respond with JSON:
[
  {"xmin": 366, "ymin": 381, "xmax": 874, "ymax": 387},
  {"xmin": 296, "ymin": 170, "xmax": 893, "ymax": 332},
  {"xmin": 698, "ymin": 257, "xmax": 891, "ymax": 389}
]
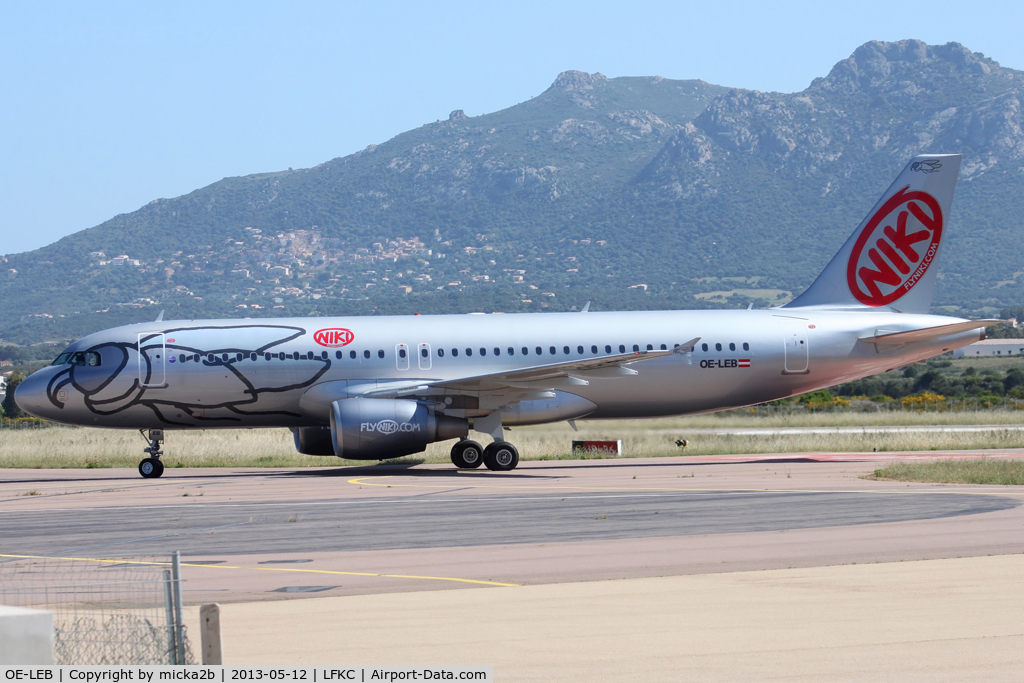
[{"xmin": 858, "ymin": 320, "xmax": 1000, "ymax": 345}]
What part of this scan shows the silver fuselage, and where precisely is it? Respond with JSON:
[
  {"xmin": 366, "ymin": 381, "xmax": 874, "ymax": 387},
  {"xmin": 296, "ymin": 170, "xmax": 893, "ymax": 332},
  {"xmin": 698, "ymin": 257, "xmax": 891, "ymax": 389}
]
[{"xmin": 15, "ymin": 307, "xmax": 980, "ymax": 430}]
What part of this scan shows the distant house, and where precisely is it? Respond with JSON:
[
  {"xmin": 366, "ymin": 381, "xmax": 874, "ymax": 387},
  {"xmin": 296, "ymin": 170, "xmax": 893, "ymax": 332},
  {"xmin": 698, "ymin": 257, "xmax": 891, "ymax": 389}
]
[
  {"xmin": 953, "ymin": 339, "xmax": 1024, "ymax": 357},
  {"xmin": 0, "ymin": 360, "xmax": 11, "ymax": 367}
]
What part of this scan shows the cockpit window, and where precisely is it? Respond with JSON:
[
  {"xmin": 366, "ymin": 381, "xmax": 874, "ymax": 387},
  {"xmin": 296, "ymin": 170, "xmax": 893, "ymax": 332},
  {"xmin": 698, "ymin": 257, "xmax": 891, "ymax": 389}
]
[{"xmin": 62, "ymin": 351, "xmax": 101, "ymax": 367}]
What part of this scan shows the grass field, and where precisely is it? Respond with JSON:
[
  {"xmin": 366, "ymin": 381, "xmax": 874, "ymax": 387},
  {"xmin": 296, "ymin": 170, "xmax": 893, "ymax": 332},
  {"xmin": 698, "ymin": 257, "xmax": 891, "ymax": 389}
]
[
  {"xmin": 872, "ymin": 459, "xmax": 1024, "ymax": 485},
  {"xmin": 3, "ymin": 411, "xmax": 1024, "ymax": 469}
]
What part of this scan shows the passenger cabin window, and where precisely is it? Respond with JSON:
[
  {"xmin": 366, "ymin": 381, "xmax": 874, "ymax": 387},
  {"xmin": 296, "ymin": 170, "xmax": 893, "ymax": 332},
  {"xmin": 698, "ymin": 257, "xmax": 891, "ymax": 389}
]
[
  {"xmin": 452, "ymin": 349, "xmax": 459, "ymax": 357},
  {"xmin": 535, "ymin": 347, "xmax": 542, "ymax": 355},
  {"xmin": 619, "ymin": 345, "xmax": 625, "ymax": 353},
  {"xmin": 438, "ymin": 348, "xmax": 445, "ymax": 357},
  {"xmin": 563, "ymin": 346, "xmax": 570, "ymax": 355},
  {"xmin": 701, "ymin": 343, "xmax": 709, "ymax": 352},
  {"xmin": 350, "ymin": 350, "xmax": 357, "ymax": 359},
  {"xmin": 729, "ymin": 343, "xmax": 736, "ymax": 351},
  {"xmin": 363, "ymin": 350, "xmax": 370, "ymax": 359},
  {"xmin": 633, "ymin": 344, "xmax": 640, "ymax": 352},
  {"xmin": 592, "ymin": 345, "xmax": 598, "ymax": 354},
  {"xmin": 480, "ymin": 348, "xmax": 487, "ymax": 356},
  {"xmin": 549, "ymin": 346, "xmax": 556, "ymax": 355},
  {"xmin": 605, "ymin": 345, "xmax": 612, "ymax": 353},
  {"xmin": 422, "ymin": 348, "xmax": 429, "ymax": 358},
  {"xmin": 743, "ymin": 342, "xmax": 750, "ymax": 351},
  {"xmin": 646, "ymin": 344, "xmax": 653, "ymax": 351},
  {"xmin": 466, "ymin": 348, "xmax": 473, "ymax": 357},
  {"xmin": 399, "ymin": 348, "xmax": 407, "ymax": 359},
  {"xmin": 508, "ymin": 347, "xmax": 515, "ymax": 356},
  {"xmin": 377, "ymin": 350, "xmax": 384, "ymax": 359},
  {"xmin": 715, "ymin": 343, "xmax": 722, "ymax": 352}
]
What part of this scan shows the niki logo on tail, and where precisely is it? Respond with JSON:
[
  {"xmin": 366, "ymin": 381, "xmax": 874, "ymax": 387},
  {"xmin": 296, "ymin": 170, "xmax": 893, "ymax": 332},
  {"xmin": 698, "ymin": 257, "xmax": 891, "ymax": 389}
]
[{"xmin": 846, "ymin": 187, "xmax": 943, "ymax": 307}]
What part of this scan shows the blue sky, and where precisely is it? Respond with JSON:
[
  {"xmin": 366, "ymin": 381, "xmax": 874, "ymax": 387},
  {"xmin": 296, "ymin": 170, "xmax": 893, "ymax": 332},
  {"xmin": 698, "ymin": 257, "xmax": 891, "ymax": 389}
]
[{"xmin": 2, "ymin": 0, "xmax": 1021, "ymax": 254}]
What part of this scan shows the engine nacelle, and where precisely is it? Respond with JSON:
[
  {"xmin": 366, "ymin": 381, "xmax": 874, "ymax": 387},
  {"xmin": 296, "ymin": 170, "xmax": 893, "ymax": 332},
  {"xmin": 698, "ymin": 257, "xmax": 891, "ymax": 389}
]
[{"xmin": 330, "ymin": 397, "xmax": 468, "ymax": 460}]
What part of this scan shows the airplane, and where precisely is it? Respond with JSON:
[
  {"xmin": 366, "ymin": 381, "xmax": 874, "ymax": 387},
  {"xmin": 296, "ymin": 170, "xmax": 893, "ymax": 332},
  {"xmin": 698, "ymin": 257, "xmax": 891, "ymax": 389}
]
[{"xmin": 15, "ymin": 153, "xmax": 998, "ymax": 478}]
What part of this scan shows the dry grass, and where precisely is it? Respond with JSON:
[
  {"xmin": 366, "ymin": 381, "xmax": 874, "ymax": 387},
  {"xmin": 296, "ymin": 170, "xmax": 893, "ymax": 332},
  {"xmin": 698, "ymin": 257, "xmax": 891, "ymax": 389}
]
[
  {"xmin": 871, "ymin": 459, "xmax": 1024, "ymax": 485},
  {"xmin": 2, "ymin": 411, "xmax": 1024, "ymax": 469}
]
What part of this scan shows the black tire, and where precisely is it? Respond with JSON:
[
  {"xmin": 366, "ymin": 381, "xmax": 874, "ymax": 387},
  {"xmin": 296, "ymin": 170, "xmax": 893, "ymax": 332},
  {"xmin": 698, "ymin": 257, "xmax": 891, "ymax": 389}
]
[
  {"xmin": 451, "ymin": 440, "xmax": 484, "ymax": 469},
  {"xmin": 483, "ymin": 442, "xmax": 519, "ymax": 471},
  {"xmin": 139, "ymin": 458, "xmax": 162, "ymax": 479}
]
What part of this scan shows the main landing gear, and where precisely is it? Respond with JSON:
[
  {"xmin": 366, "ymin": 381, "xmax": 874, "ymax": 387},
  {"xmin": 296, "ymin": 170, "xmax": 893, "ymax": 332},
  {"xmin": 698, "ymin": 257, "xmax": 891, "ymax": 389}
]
[
  {"xmin": 450, "ymin": 438, "xmax": 519, "ymax": 472},
  {"xmin": 138, "ymin": 428, "xmax": 165, "ymax": 479}
]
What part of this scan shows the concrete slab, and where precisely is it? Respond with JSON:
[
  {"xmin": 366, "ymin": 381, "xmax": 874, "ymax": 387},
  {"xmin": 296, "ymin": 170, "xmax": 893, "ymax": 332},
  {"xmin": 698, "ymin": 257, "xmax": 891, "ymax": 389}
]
[{"xmin": 199, "ymin": 553, "xmax": 1024, "ymax": 682}]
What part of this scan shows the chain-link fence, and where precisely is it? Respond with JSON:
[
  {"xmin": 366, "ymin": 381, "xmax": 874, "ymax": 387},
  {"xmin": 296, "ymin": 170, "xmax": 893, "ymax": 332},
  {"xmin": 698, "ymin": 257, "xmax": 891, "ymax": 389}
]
[{"xmin": 0, "ymin": 553, "xmax": 194, "ymax": 664}]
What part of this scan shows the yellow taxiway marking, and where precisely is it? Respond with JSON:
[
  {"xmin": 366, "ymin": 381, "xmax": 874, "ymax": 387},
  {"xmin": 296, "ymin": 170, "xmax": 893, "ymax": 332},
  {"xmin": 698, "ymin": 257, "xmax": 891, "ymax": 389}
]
[
  {"xmin": 347, "ymin": 475, "xmax": 1024, "ymax": 497},
  {"xmin": 0, "ymin": 554, "xmax": 518, "ymax": 588}
]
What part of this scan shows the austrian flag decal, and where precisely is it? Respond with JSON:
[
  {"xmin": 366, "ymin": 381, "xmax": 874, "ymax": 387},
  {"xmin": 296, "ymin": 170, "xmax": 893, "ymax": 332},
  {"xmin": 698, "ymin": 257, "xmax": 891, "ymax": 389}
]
[
  {"xmin": 738, "ymin": 359, "xmax": 751, "ymax": 368},
  {"xmin": 847, "ymin": 186, "xmax": 942, "ymax": 307}
]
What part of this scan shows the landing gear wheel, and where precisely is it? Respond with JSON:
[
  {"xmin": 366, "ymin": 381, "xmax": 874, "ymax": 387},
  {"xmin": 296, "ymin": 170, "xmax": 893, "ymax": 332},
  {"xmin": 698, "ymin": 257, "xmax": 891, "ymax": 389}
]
[
  {"xmin": 483, "ymin": 442, "xmax": 519, "ymax": 472},
  {"xmin": 139, "ymin": 458, "xmax": 164, "ymax": 479},
  {"xmin": 451, "ymin": 440, "xmax": 484, "ymax": 469}
]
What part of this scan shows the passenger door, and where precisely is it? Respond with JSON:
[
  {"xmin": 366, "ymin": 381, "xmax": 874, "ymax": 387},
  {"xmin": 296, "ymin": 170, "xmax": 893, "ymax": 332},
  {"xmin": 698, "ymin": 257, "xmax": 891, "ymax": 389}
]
[
  {"xmin": 138, "ymin": 333, "xmax": 167, "ymax": 387},
  {"xmin": 778, "ymin": 318, "xmax": 809, "ymax": 374}
]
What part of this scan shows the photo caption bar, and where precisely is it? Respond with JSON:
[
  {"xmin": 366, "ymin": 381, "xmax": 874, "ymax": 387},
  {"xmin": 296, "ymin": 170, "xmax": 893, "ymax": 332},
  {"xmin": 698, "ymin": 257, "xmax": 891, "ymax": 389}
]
[{"xmin": 0, "ymin": 667, "xmax": 492, "ymax": 683}]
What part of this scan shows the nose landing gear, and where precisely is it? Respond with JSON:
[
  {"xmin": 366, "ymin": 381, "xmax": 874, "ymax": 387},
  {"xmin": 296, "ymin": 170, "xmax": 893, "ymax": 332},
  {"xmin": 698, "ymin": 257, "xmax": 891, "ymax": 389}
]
[{"xmin": 138, "ymin": 429, "xmax": 165, "ymax": 479}]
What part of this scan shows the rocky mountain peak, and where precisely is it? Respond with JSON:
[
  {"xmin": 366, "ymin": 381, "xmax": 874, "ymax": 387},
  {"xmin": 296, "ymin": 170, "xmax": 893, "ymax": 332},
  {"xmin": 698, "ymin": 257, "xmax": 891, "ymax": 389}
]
[
  {"xmin": 811, "ymin": 39, "xmax": 1004, "ymax": 96},
  {"xmin": 448, "ymin": 109, "xmax": 467, "ymax": 122},
  {"xmin": 548, "ymin": 70, "xmax": 609, "ymax": 92}
]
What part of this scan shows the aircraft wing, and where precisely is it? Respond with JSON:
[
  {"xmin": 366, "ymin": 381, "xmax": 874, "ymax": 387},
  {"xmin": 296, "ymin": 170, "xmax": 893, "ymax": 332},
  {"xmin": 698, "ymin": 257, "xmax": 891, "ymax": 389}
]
[
  {"xmin": 361, "ymin": 338, "xmax": 699, "ymax": 397},
  {"xmin": 859, "ymin": 320, "xmax": 1000, "ymax": 345}
]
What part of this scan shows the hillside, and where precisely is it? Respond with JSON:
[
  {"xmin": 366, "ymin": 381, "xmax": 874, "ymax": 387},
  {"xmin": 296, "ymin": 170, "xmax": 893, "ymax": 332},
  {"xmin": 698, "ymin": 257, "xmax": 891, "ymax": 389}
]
[{"xmin": 2, "ymin": 39, "xmax": 1023, "ymax": 344}]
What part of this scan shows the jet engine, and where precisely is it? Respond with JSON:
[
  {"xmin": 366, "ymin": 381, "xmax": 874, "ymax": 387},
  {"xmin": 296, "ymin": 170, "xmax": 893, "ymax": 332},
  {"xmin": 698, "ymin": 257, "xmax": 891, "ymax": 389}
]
[{"xmin": 329, "ymin": 397, "xmax": 468, "ymax": 460}]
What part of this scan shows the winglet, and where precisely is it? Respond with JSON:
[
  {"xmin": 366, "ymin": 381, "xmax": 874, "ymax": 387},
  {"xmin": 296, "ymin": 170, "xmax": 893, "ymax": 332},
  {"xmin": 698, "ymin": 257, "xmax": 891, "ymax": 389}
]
[
  {"xmin": 154, "ymin": 310, "xmax": 164, "ymax": 322},
  {"xmin": 581, "ymin": 301, "xmax": 591, "ymax": 313}
]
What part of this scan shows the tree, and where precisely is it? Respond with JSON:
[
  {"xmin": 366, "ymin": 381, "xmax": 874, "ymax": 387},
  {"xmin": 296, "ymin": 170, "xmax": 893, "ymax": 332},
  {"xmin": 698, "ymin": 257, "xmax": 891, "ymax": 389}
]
[{"xmin": 1, "ymin": 371, "xmax": 25, "ymax": 419}]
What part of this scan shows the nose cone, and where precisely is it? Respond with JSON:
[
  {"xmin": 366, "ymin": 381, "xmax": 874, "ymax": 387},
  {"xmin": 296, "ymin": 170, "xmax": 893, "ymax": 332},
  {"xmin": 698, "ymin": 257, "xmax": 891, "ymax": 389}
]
[{"xmin": 13, "ymin": 371, "xmax": 54, "ymax": 420}]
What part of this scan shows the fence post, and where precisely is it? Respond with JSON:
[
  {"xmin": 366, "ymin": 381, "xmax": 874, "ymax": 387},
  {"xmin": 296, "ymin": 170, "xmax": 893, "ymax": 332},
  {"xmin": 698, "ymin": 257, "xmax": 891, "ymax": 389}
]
[
  {"xmin": 163, "ymin": 570, "xmax": 179, "ymax": 665},
  {"xmin": 171, "ymin": 552, "xmax": 186, "ymax": 665},
  {"xmin": 200, "ymin": 603, "xmax": 222, "ymax": 665}
]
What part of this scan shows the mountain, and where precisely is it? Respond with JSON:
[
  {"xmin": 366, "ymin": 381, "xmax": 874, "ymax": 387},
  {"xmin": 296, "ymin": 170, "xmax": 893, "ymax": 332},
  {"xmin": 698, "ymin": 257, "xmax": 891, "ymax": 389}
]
[{"xmin": 2, "ymin": 39, "xmax": 1023, "ymax": 345}]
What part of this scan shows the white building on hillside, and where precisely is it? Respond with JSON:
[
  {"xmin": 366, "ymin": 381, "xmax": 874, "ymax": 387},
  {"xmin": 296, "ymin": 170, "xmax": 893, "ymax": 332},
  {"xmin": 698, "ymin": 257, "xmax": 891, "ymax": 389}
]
[{"xmin": 954, "ymin": 339, "xmax": 1024, "ymax": 357}]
